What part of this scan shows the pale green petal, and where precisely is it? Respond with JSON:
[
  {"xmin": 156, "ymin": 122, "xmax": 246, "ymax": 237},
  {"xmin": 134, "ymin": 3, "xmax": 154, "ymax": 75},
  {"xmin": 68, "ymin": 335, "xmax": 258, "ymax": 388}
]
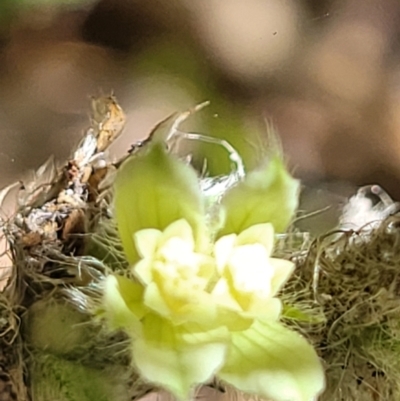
[
  {"xmin": 134, "ymin": 259, "xmax": 153, "ymax": 284},
  {"xmin": 214, "ymin": 234, "xmax": 236, "ymax": 273},
  {"xmin": 143, "ymin": 282, "xmax": 172, "ymax": 318},
  {"xmin": 219, "ymin": 320, "xmax": 325, "ymax": 401},
  {"xmin": 174, "ymin": 297, "xmax": 219, "ymax": 326},
  {"xmin": 114, "ymin": 142, "xmax": 207, "ymax": 263},
  {"xmin": 219, "ymin": 156, "xmax": 300, "ymax": 236},
  {"xmin": 245, "ymin": 297, "xmax": 282, "ymax": 320},
  {"xmin": 160, "ymin": 219, "xmax": 195, "ymax": 248},
  {"xmin": 211, "ymin": 278, "xmax": 242, "ymax": 311},
  {"xmin": 211, "ymin": 279, "xmax": 255, "ymax": 331},
  {"xmin": 134, "ymin": 228, "xmax": 162, "ymax": 259},
  {"xmin": 132, "ymin": 314, "xmax": 229, "ymax": 400},
  {"xmin": 102, "ymin": 275, "xmax": 145, "ymax": 332},
  {"xmin": 228, "ymin": 244, "xmax": 272, "ymax": 298},
  {"xmin": 269, "ymin": 258, "xmax": 295, "ymax": 296},
  {"xmin": 236, "ymin": 223, "xmax": 274, "ymax": 255},
  {"xmin": 216, "ymin": 307, "xmax": 254, "ymax": 332},
  {"xmin": 144, "ymin": 279, "xmax": 220, "ymax": 326}
]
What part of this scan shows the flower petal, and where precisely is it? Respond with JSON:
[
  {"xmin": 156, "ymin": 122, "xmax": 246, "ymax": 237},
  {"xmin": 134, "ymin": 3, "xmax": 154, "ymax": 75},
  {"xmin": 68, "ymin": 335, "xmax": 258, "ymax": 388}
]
[
  {"xmin": 235, "ymin": 223, "xmax": 274, "ymax": 255},
  {"xmin": 132, "ymin": 314, "xmax": 229, "ymax": 400},
  {"xmin": 160, "ymin": 219, "xmax": 195, "ymax": 248},
  {"xmin": 144, "ymin": 278, "xmax": 220, "ymax": 326},
  {"xmin": 134, "ymin": 228, "xmax": 162, "ymax": 259},
  {"xmin": 133, "ymin": 259, "xmax": 153, "ymax": 285},
  {"xmin": 214, "ymin": 234, "xmax": 236, "ymax": 273},
  {"xmin": 143, "ymin": 282, "xmax": 172, "ymax": 318},
  {"xmin": 226, "ymin": 244, "xmax": 273, "ymax": 310},
  {"xmin": 211, "ymin": 278, "xmax": 242, "ymax": 311},
  {"xmin": 219, "ymin": 319, "xmax": 325, "ymax": 401},
  {"xmin": 245, "ymin": 297, "xmax": 282, "ymax": 320},
  {"xmin": 102, "ymin": 275, "xmax": 145, "ymax": 332},
  {"xmin": 269, "ymin": 258, "xmax": 295, "ymax": 296}
]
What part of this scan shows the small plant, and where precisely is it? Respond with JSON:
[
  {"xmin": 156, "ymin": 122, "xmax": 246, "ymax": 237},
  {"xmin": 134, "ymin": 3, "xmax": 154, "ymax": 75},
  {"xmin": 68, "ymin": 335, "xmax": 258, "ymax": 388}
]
[
  {"xmin": 2, "ymin": 95, "xmax": 400, "ymax": 401},
  {"xmin": 101, "ymin": 120, "xmax": 323, "ymax": 400}
]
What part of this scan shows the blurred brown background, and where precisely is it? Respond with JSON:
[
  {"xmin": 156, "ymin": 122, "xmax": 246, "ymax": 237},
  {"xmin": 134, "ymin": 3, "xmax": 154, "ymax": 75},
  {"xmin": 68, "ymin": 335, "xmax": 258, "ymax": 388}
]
[{"xmin": 0, "ymin": 0, "xmax": 400, "ymax": 226}]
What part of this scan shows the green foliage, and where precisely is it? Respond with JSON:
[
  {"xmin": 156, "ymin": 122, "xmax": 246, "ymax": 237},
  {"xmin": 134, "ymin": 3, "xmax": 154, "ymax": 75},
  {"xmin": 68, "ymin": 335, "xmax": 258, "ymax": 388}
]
[{"xmin": 31, "ymin": 354, "xmax": 128, "ymax": 401}]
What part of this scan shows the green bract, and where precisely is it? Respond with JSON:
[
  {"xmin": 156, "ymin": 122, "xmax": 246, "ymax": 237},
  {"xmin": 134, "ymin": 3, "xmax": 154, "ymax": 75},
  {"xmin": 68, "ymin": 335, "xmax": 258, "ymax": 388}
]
[
  {"xmin": 114, "ymin": 142, "xmax": 207, "ymax": 263},
  {"xmin": 103, "ymin": 122, "xmax": 324, "ymax": 401},
  {"xmin": 219, "ymin": 156, "xmax": 300, "ymax": 236}
]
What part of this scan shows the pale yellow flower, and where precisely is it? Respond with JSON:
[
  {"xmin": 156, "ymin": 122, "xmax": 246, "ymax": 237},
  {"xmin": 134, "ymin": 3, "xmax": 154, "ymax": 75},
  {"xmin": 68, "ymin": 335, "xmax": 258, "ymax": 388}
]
[
  {"xmin": 133, "ymin": 219, "xmax": 218, "ymax": 325},
  {"xmin": 107, "ymin": 135, "xmax": 325, "ymax": 401},
  {"xmin": 131, "ymin": 219, "xmax": 294, "ymax": 326},
  {"xmin": 212, "ymin": 223, "xmax": 294, "ymax": 319}
]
